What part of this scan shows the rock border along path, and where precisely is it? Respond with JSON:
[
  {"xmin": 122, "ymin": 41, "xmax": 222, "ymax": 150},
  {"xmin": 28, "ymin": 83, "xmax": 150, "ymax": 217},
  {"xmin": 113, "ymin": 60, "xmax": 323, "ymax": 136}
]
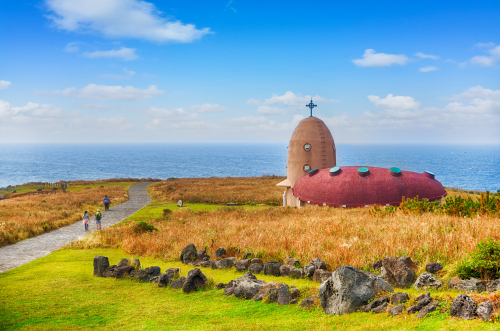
[{"xmin": 0, "ymin": 182, "xmax": 152, "ymax": 274}]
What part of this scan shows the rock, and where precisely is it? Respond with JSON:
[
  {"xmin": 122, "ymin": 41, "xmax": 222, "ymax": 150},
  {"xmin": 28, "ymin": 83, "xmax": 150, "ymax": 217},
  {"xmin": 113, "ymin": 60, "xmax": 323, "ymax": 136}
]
[
  {"xmin": 476, "ymin": 300, "xmax": 493, "ymax": 322},
  {"xmin": 448, "ymin": 276, "xmax": 460, "ymax": 290},
  {"xmin": 117, "ymin": 258, "xmax": 129, "ymax": 267},
  {"xmin": 216, "ymin": 283, "xmax": 225, "ymax": 290},
  {"xmin": 165, "ymin": 268, "xmax": 179, "ymax": 279},
  {"xmin": 380, "ymin": 256, "xmax": 417, "ymax": 288},
  {"xmin": 372, "ymin": 302, "xmax": 388, "ymax": 313},
  {"xmin": 300, "ymin": 294, "xmax": 319, "ymax": 308},
  {"xmin": 224, "ymin": 287, "xmax": 235, "ymax": 296},
  {"xmin": 389, "ymin": 304, "xmax": 405, "ymax": 316},
  {"xmin": 251, "ymin": 258, "xmax": 263, "ymax": 264},
  {"xmin": 209, "ymin": 260, "xmax": 217, "ymax": 269},
  {"xmin": 158, "ymin": 273, "xmax": 172, "ymax": 287},
  {"xmin": 390, "ymin": 292, "xmax": 410, "ymax": 305},
  {"xmin": 291, "ymin": 299, "xmax": 298, "ymax": 304},
  {"xmin": 456, "ymin": 278, "xmax": 486, "ymax": 293},
  {"xmin": 277, "ymin": 284, "xmax": 291, "ymax": 305},
  {"xmin": 234, "ymin": 279, "xmax": 266, "ymax": 300},
  {"xmin": 362, "ymin": 270, "xmax": 383, "ymax": 278},
  {"xmin": 425, "ymin": 262, "xmax": 443, "ymax": 274},
  {"xmin": 318, "ymin": 265, "xmax": 394, "ymax": 315},
  {"xmin": 416, "ymin": 296, "xmax": 432, "ymax": 311},
  {"xmin": 249, "ymin": 263, "xmax": 263, "ymax": 274},
  {"xmin": 252, "ymin": 283, "xmax": 278, "ymax": 301},
  {"xmin": 289, "ymin": 266, "xmax": 304, "ymax": 279},
  {"xmin": 417, "ymin": 303, "xmax": 436, "ymax": 318},
  {"xmin": 234, "ymin": 259, "xmax": 251, "ymax": 272},
  {"xmin": 450, "ymin": 294, "xmax": 478, "ymax": 320},
  {"xmin": 361, "ymin": 296, "xmax": 389, "ymax": 313},
  {"xmin": 180, "ymin": 243, "xmax": 197, "ymax": 264},
  {"xmin": 135, "ymin": 266, "xmax": 161, "ymax": 282},
  {"xmin": 373, "ymin": 260, "xmax": 383, "ymax": 271},
  {"xmin": 407, "ymin": 305, "xmax": 418, "ymax": 314},
  {"xmin": 197, "ymin": 250, "xmax": 209, "ymax": 260},
  {"xmin": 115, "ymin": 266, "xmax": 135, "ymax": 279},
  {"xmin": 264, "ymin": 261, "xmax": 282, "ymax": 277},
  {"xmin": 200, "ymin": 261, "xmax": 211, "ymax": 268},
  {"xmin": 268, "ymin": 287, "xmax": 279, "ymax": 303},
  {"xmin": 279, "ymin": 264, "xmax": 291, "ymax": 276},
  {"xmin": 303, "ymin": 265, "xmax": 316, "ymax": 278},
  {"xmin": 103, "ymin": 265, "xmax": 118, "ymax": 278},
  {"xmin": 190, "ymin": 261, "xmax": 201, "ymax": 266},
  {"xmin": 313, "ymin": 269, "xmax": 332, "ymax": 283},
  {"xmin": 182, "ymin": 268, "xmax": 207, "ymax": 293},
  {"xmin": 93, "ymin": 255, "xmax": 109, "ymax": 277},
  {"xmin": 170, "ymin": 276, "xmax": 187, "ymax": 289},
  {"xmin": 215, "ymin": 248, "xmax": 226, "ymax": 257},
  {"xmin": 286, "ymin": 258, "xmax": 300, "ymax": 267},
  {"xmin": 413, "ymin": 272, "xmax": 443, "ymax": 290},
  {"xmin": 290, "ymin": 288, "xmax": 301, "ymax": 299},
  {"xmin": 216, "ymin": 257, "xmax": 236, "ymax": 269},
  {"xmin": 486, "ymin": 279, "xmax": 500, "ymax": 292},
  {"xmin": 130, "ymin": 259, "xmax": 140, "ymax": 269},
  {"xmin": 177, "ymin": 200, "xmax": 183, "ymax": 207},
  {"xmin": 311, "ymin": 258, "xmax": 327, "ymax": 270},
  {"xmin": 415, "ymin": 292, "xmax": 431, "ymax": 302}
]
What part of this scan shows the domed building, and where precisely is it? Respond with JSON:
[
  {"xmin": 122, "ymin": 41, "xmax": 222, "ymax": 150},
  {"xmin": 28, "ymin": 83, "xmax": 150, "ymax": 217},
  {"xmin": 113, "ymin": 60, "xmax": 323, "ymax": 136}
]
[{"xmin": 277, "ymin": 99, "xmax": 447, "ymax": 208}]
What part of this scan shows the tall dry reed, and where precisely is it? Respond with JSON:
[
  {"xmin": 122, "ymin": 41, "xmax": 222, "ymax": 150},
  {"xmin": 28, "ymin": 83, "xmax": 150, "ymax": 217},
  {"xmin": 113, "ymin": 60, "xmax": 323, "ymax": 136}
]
[{"xmin": 0, "ymin": 186, "xmax": 128, "ymax": 246}]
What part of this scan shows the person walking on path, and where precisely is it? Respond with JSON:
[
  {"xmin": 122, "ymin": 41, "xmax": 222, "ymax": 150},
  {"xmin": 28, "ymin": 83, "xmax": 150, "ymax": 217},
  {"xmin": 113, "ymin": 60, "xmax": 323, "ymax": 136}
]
[
  {"xmin": 103, "ymin": 195, "xmax": 111, "ymax": 211},
  {"xmin": 82, "ymin": 211, "xmax": 90, "ymax": 231},
  {"xmin": 95, "ymin": 209, "xmax": 103, "ymax": 230}
]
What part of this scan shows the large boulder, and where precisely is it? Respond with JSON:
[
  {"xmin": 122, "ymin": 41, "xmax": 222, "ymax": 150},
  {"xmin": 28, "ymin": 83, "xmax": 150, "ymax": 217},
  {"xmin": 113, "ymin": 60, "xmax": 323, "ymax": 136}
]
[
  {"xmin": 450, "ymin": 294, "xmax": 478, "ymax": 320},
  {"xmin": 215, "ymin": 257, "xmax": 236, "ymax": 269},
  {"xmin": 486, "ymin": 279, "xmax": 500, "ymax": 292},
  {"xmin": 313, "ymin": 269, "xmax": 332, "ymax": 283},
  {"xmin": 289, "ymin": 266, "xmax": 304, "ymax": 279},
  {"xmin": 103, "ymin": 265, "xmax": 118, "ymax": 278},
  {"xmin": 318, "ymin": 265, "xmax": 394, "ymax": 315},
  {"xmin": 425, "ymin": 262, "xmax": 443, "ymax": 274},
  {"xmin": 182, "ymin": 268, "xmax": 207, "ymax": 293},
  {"xmin": 277, "ymin": 284, "xmax": 291, "ymax": 305},
  {"xmin": 456, "ymin": 278, "xmax": 486, "ymax": 293},
  {"xmin": 93, "ymin": 256, "xmax": 109, "ymax": 277},
  {"xmin": 234, "ymin": 259, "xmax": 251, "ymax": 272},
  {"xmin": 380, "ymin": 256, "xmax": 417, "ymax": 288},
  {"xmin": 115, "ymin": 266, "xmax": 135, "ymax": 279},
  {"xmin": 135, "ymin": 266, "xmax": 161, "ymax": 282},
  {"xmin": 170, "ymin": 276, "xmax": 186, "ymax": 289},
  {"xmin": 477, "ymin": 300, "xmax": 493, "ymax": 322},
  {"xmin": 264, "ymin": 261, "xmax": 282, "ymax": 277},
  {"xmin": 233, "ymin": 274, "xmax": 266, "ymax": 299},
  {"xmin": 158, "ymin": 273, "xmax": 172, "ymax": 287},
  {"xmin": 180, "ymin": 243, "xmax": 197, "ymax": 264},
  {"xmin": 413, "ymin": 272, "xmax": 443, "ymax": 290},
  {"xmin": 249, "ymin": 263, "xmax": 263, "ymax": 274}
]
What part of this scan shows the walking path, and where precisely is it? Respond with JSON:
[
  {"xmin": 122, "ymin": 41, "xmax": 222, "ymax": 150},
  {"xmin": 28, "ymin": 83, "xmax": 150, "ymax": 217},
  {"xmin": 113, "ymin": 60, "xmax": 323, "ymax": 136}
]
[{"xmin": 0, "ymin": 182, "xmax": 152, "ymax": 274}]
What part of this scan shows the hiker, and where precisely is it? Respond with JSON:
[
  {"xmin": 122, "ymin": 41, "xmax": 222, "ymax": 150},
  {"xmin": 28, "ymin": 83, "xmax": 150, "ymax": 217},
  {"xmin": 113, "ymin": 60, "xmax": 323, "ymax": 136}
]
[
  {"xmin": 82, "ymin": 211, "xmax": 89, "ymax": 231},
  {"xmin": 103, "ymin": 195, "xmax": 111, "ymax": 211},
  {"xmin": 95, "ymin": 209, "xmax": 103, "ymax": 230}
]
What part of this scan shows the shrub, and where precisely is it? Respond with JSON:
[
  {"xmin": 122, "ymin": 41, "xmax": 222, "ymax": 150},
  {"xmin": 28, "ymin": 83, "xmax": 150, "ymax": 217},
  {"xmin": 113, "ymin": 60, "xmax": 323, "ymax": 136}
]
[
  {"xmin": 132, "ymin": 221, "xmax": 158, "ymax": 235},
  {"xmin": 456, "ymin": 238, "xmax": 500, "ymax": 280}
]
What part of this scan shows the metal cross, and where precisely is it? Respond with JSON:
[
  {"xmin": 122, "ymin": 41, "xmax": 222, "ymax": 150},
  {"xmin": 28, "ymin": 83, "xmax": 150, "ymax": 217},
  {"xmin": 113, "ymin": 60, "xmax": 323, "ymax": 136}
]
[{"xmin": 306, "ymin": 99, "xmax": 317, "ymax": 117}]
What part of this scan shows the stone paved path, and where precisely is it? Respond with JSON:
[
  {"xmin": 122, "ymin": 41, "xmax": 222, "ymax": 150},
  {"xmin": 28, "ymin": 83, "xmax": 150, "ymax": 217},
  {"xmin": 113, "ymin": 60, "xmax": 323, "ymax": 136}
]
[{"xmin": 0, "ymin": 182, "xmax": 152, "ymax": 274}]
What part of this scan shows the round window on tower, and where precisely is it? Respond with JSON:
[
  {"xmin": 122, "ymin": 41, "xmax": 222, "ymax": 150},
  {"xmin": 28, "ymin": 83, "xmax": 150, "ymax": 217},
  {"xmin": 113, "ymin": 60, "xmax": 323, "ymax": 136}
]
[
  {"xmin": 303, "ymin": 164, "xmax": 311, "ymax": 172},
  {"xmin": 303, "ymin": 143, "xmax": 312, "ymax": 152}
]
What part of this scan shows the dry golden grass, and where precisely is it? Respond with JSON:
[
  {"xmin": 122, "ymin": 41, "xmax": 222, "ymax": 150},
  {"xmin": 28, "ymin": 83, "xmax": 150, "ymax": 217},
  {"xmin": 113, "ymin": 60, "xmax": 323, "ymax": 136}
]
[
  {"xmin": 0, "ymin": 186, "xmax": 128, "ymax": 247},
  {"xmin": 149, "ymin": 175, "xmax": 286, "ymax": 205},
  {"xmin": 69, "ymin": 204, "xmax": 500, "ymax": 273}
]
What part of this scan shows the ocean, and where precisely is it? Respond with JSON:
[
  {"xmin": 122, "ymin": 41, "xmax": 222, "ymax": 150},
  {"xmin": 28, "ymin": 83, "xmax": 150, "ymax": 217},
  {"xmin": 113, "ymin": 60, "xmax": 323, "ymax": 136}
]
[{"xmin": 0, "ymin": 143, "xmax": 499, "ymax": 191}]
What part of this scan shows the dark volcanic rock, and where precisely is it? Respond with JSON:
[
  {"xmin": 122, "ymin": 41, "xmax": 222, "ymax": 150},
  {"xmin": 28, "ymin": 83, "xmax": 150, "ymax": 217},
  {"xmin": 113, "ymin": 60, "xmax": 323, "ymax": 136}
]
[
  {"xmin": 233, "ymin": 273, "xmax": 266, "ymax": 300},
  {"xmin": 200, "ymin": 261, "xmax": 211, "ymax": 268},
  {"xmin": 158, "ymin": 273, "xmax": 172, "ymax": 287},
  {"xmin": 361, "ymin": 296, "xmax": 389, "ymax": 313},
  {"xmin": 380, "ymin": 256, "xmax": 417, "ymax": 288},
  {"xmin": 115, "ymin": 266, "xmax": 135, "ymax": 279},
  {"xmin": 277, "ymin": 284, "xmax": 291, "ymax": 305},
  {"xmin": 456, "ymin": 278, "xmax": 486, "ymax": 293},
  {"xmin": 450, "ymin": 294, "xmax": 478, "ymax": 320},
  {"xmin": 313, "ymin": 269, "xmax": 332, "ymax": 283},
  {"xmin": 135, "ymin": 266, "xmax": 161, "ymax": 282},
  {"xmin": 170, "ymin": 276, "xmax": 186, "ymax": 289},
  {"xmin": 300, "ymin": 294, "xmax": 319, "ymax": 308},
  {"xmin": 290, "ymin": 288, "xmax": 301, "ymax": 299},
  {"xmin": 234, "ymin": 259, "xmax": 251, "ymax": 272},
  {"xmin": 289, "ymin": 266, "xmax": 304, "ymax": 279},
  {"xmin": 117, "ymin": 258, "xmax": 129, "ymax": 267},
  {"xmin": 416, "ymin": 296, "xmax": 432, "ymax": 311},
  {"xmin": 103, "ymin": 265, "xmax": 118, "ymax": 278},
  {"xmin": 389, "ymin": 304, "xmax": 405, "ymax": 316},
  {"xmin": 216, "ymin": 283, "xmax": 225, "ymax": 290},
  {"xmin": 425, "ymin": 262, "xmax": 443, "ymax": 274},
  {"xmin": 486, "ymin": 279, "xmax": 500, "ymax": 292},
  {"xmin": 311, "ymin": 258, "xmax": 327, "ymax": 270},
  {"xmin": 180, "ymin": 243, "xmax": 197, "ymax": 264},
  {"xmin": 216, "ymin": 257, "xmax": 236, "ymax": 269},
  {"xmin": 390, "ymin": 292, "xmax": 410, "ymax": 305},
  {"xmin": 286, "ymin": 258, "xmax": 300, "ymax": 267},
  {"xmin": 197, "ymin": 250, "xmax": 209, "ymax": 260},
  {"xmin": 318, "ymin": 265, "xmax": 394, "ymax": 315},
  {"xmin": 264, "ymin": 261, "xmax": 282, "ymax": 277},
  {"xmin": 373, "ymin": 260, "xmax": 383, "ymax": 271},
  {"xmin": 248, "ymin": 263, "xmax": 263, "ymax": 274},
  {"xmin": 279, "ymin": 264, "xmax": 292, "ymax": 277},
  {"xmin": 477, "ymin": 300, "xmax": 493, "ymax": 322},
  {"xmin": 251, "ymin": 258, "xmax": 263, "ymax": 265},
  {"xmin": 165, "ymin": 268, "xmax": 179, "ymax": 279},
  {"xmin": 182, "ymin": 268, "xmax": 207, "ymax": 293},
  {"xmin": 407, "ymin": 305, "xmax": 418, "ymax": 314},
  {"xmin": 93, "ymin": 255, "xmax": 109, "ymax": 277},
  {"xmin": 224, "ymin": 287, "xmax": 235, "ymax": 296},
  {"xmin": 268, "ymin": 287, "xmax": 279, "ymax": 303},
  {"xmin": 215, "ymin": 248, "xmax": 226, "ymax": 257},
  {"xmin": 417, "ymin": 303, "xmax": 436, "ymax": 318},
  {"xmin": 413, "ymin": 272, "xmax": 443, "ymax": 290}
]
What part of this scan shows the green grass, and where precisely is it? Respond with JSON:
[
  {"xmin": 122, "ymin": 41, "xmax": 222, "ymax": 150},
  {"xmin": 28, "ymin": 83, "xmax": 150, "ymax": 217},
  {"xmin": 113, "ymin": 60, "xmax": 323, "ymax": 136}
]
[{"xmin": 0, "ymin": 248, "xmax": 496, "ymax": 330}]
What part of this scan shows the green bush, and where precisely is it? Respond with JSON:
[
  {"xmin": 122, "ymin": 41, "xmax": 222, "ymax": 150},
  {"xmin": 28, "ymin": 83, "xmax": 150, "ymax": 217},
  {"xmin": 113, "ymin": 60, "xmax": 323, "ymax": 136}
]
[
  {"xmin": 132, "ymin": 221, "xmax": 158, "ymax": 235},
  {"xmin": 456, "ymin": 238, "xmax": 500, "ymax": 280}
]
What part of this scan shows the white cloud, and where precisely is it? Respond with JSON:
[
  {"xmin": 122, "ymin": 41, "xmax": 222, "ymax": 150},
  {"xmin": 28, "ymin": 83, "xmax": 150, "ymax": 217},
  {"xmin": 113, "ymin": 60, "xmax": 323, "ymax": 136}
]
[
  {"xmin": 99, "ymin": 68, "xmax": 136, "ymax": 79},
  {"xmin": 0, "ymin": 81, "xmax": 12, "ymax": 91},
  {"xmin": 83, "ymin": 47, "xmax": 138, "ymax": 61},
  {"xmin": 76, "ymin": 103, "xmax": 122, "ymax": 110},
  {"xmin": 263, "ymin": 91, "xmax": 339, "ymax": 107},
  {"xmin": 415, "ymin": 52, "xmax": 439, "ymax": 60},
  {"xmin": 452, "ymin": 85, "xmax": 500, "ymax": 102},
  {"xmin": 37, "ymin": 83, "xmax": 163, "ymax": 101},
  {"xmin": 147, "ymin": 107, "xmax": 189, "ymax": 118},
  {"xmin": 470, "ymin": 45, "xmax": 500, "ymax": 67},
  {"xmin": 419, "ymin": 66, "xmax": 438, "ymax": 72},
  {"xmin": 352, "ymin": 49, "xmax": 409, "ymax": 67},
  {"xmin": 45, "ymin": 0, "xmax": 211, "ymax": 43},
  {"xmin": 191, "ymin": 103, "xmax": 224, "ymax": 113},
  {"xmin": 368, "ymin": 94, "xmax": 420, "ymax": 112},
  {"xmin": 64, "ymin": 42, "xmax": 81, "ymax": 52},
  {"xmin": 245, "ymin": 99, "xmax": 260, "ymax": 106},
  {"xmin": 475, "ymin": 42, "xmax": 495, "ymax": 48}
]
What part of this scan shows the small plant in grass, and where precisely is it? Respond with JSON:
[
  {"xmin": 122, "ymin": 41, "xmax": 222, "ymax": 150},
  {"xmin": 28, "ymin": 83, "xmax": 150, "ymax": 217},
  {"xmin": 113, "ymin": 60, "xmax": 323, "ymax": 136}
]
[
  {"xmin": 132, "ymin": 221, "xmax": 158, "ymax": 235},
  {"xmin": 456, "ymin": 238, "xmax": 500, "ymax": 280}
]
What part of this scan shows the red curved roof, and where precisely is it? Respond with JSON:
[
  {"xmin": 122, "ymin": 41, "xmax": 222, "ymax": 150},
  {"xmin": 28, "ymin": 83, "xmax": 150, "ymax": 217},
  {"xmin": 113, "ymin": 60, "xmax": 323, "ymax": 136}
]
[{"xmin": 292, "ymin": 166, "xmax": 447, "ymax": 207}]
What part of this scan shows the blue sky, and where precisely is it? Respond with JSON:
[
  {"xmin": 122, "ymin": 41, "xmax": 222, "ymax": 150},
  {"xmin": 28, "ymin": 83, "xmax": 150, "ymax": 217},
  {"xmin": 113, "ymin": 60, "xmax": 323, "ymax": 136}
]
[{"xmin": 0, "ymin": 0, "xmax": 499, "ymax": 144}]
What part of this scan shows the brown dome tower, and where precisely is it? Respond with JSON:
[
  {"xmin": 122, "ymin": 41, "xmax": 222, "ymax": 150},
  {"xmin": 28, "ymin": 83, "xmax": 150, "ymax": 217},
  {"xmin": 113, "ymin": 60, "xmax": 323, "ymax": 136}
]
[{"xmin": 277, "ymin": 99, "xmax": 336, "ymax": 207}]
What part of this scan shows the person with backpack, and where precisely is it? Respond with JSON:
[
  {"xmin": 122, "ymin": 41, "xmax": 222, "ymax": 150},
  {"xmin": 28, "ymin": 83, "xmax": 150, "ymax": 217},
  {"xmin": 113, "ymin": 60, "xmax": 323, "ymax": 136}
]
[
  {"xmin": 95, "ymin": 209, "xmax": 103, "ymax": 230},
  {"xmin": 103, "ymin": 195, "xmax": 111, "ymax": 211},
  {"xmin": 82, "ymin": 211, "xmax": 89, "ymax": 231}
]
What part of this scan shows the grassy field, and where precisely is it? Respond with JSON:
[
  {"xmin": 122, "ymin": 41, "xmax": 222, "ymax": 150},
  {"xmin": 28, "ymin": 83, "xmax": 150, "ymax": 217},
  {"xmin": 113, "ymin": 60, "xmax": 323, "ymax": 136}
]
[
  {"xmin": 0, "ymin": 248, "xmax": 497, "ymax": 331},
  {"xmin": 0, "ymin": 182, "xmax": 137, "ymax": 247}
]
